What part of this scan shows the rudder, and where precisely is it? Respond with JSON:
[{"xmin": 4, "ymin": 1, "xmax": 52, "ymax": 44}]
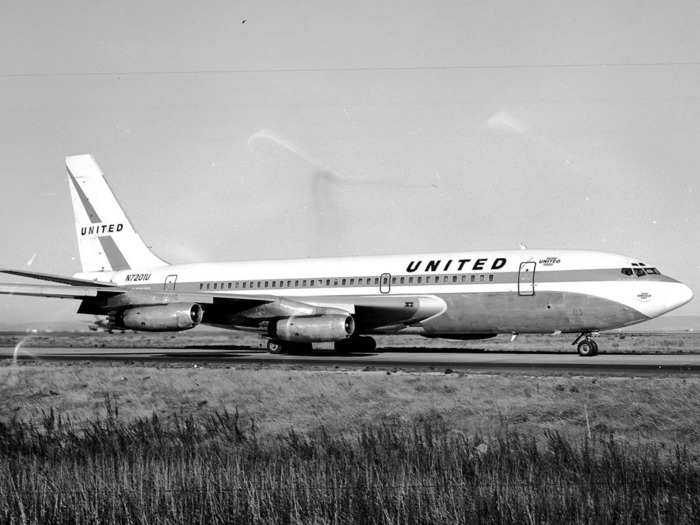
[{"xmin": 66, "ymin": 154, "xmax": 167, "ymax": 273}]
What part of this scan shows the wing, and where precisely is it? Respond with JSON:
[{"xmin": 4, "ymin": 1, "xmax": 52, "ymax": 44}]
[
  {"xmin": 0, "ymin": 269, "xmax": 445, "ymax": 332},
  {"xmin": 0, "ymin": 269, "xmax": 118, "ymax": 287},
  {"xmin": 0, "ymin": 283, "xmax": 117, "ymax": 299}
]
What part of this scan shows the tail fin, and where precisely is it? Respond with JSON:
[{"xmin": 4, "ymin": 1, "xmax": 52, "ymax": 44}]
[{"xmin": 66, "ymin": 155, "xmax": 167, "ymax": 273}]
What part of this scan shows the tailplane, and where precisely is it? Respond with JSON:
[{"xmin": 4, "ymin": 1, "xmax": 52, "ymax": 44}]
[{"xmin": 66, "ymin": 155, "xmax": 167, "ymax": 273}]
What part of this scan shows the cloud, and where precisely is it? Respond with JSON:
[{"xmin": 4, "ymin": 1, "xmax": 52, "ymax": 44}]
[{"xmin": 486, "ymin": 110, "xmax": 528, "ymax": 135}]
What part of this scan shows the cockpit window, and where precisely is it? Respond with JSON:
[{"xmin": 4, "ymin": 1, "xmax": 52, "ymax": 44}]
[
  {"xmin": 621, "ymin": 268, "xmax": 633, "ymax": 276},
  {"xmin": 634, "ymin": 268, "xmax": 646, "ymax": 277},
  {"xmin": 645, "ymin": 267, "xmax": 659, "ymax": 275}
]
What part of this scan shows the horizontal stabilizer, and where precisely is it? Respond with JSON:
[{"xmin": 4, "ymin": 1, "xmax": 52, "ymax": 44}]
[{"xmin": 0, "ymin": 269, "xmax": 116, "ymax": 287}]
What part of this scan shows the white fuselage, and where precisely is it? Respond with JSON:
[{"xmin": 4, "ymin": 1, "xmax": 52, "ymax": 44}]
[{"xmin": 76, "ymin": 249, "xmax": 693, "ymax": 335}]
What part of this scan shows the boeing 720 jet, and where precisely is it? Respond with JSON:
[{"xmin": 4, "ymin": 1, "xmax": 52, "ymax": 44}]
[{"xmin": 0, "ymin": 155, "xmax": 693, "ymax": 356}]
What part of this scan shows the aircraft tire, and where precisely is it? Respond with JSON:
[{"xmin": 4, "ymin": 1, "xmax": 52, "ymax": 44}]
[
  {"xmin": 334, "ymin": 336, "xmax": 376, "ymax": 354},
  {"xmin": 358, "ymin": 336, "xmax": 377, "ymax": 352},
  {"xmin": 577, "ymin": 340, "xmax": 597, "ymax": 357},
  {"xmin": 267, "ymin": 340, "xmax": 284, "ymax": 354},
  {"xmin": 284, "ymin": 342, "xmax": 313, "ymax": 355}
]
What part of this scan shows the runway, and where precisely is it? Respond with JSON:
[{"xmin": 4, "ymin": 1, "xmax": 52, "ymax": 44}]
[{"xmin": 3, "ymin": 346, "xmax": 700, "ymax": 375}]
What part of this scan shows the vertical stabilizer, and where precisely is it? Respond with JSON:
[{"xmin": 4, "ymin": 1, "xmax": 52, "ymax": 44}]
[{"xmin": 66, "ymin": 155, "xmax": 167, "ymax": 272}]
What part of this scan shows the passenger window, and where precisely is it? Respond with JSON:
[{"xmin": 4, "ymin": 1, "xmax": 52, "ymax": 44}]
[
  {"xmin": 213, "ymin": 283, "xmax": 217, "ymax": 289},
  {"xmin": 302, "ymin": 280, "xmax": 306, "ymax": 286},
  {"xmin": 409, "ymin": 277, "xmax": 413, "ymax": 284},
  {"xmin": 452, "ymin": 275, "xmax": 457, "ymax": 283},
  {"xmin": 310, "ymin": 279, "xmax": 315, "ymax": 286},
  {"xmin": 358, "ymin": 278, "xmax": 363, "ymax": 285},
  {"xmin": 350, "ymin": 278, "xmax": 355, "ymax": 285},
  {"xmin": 391, "ymin": 277, "xmax": 396, "ymax": 284},
  {"xmin": 295, "ymin": 280, "xmax": 299, "ymax": 287},
  {"xmin": 400, "ymin": 277, "xmax": 405, "ymax": 284},
  {"xmin": 265, "ymin": 281, "xmax": 269, "ymax": 288},
  {"xmin": 417, "ymin": 276, "xmax": 422, "ymax": 284},
  {"xmin": 480, "ymin": 275, "xmax": 485, "ymax": 281},
  {"xmin": 470, "ymin": 275, "xmax": 475, "ymax": 282},
  {"xmin": 375, "ymin": 278, "xmax": 379, "ymax": 285},
  {"xmin": 461, "ymin": 275, "xmax": 467, "ymax": 282},
  {"xmin": 489, "ymin": 274, "xmax": 494, "ymax": 282},
  {"xmin": 242, "ymin": 282, "xmax": 246, "ymax": 288},
  {"xmin": 334, "ymin": 279, "xmax": 339, "ymax": 286},
  {"xmin": 272, "ymin": 281, "xmax": 276, "ymax": 288},
  {"xmin": 342, "ymin": 279, "xmax": 346, "ymax": 285},
  {"xmin": 199, "ymin": 283, "xmax": 203, "ymax": 290},
  {"xmin": 257, "ymin": 282, "xmax": 261, "ymax": 288}
]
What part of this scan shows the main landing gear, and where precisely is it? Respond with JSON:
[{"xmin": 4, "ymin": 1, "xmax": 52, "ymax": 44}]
[
  {"xmin": 266, "ymin": 340, "xmax": 312, "ymax": 354},
  {"xmin": 266, "ymin": 336, "xmax": 377, "ymax": 354},
  {"xmin": 334, "ymin": 336, "xmax": 377, "ymax": 354},
  {"xmin": 572, "ymin": 333, "xmax": 599, "ymax": 357}
]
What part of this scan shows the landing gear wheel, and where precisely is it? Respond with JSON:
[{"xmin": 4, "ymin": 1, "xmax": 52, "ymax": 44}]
[
  {"xmin": 357, "ymin": 336, "xmax": 377, "ymax": 352},
  {"xmin": 267, "ymin": 340, "xmax": 284, "ymax": 354},
  {"xmin": 285, "ymin": 342, "xmax": 313, "ymax": 355},
  {"xmin": 577, "ymin": 340, "xmax": 597, "ymax": 357},
  {"xmin": 334, "ymin": 336, "xmax": 377, "ymax": 354},
  {"xmin": 590, "ymin": 340, "xmax": 599, "ymax": 356}
]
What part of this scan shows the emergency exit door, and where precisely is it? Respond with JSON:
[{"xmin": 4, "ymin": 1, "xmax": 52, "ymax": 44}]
[{"xmin": 518, "ymin": 262, "xmax": 535, "ymax": 296}]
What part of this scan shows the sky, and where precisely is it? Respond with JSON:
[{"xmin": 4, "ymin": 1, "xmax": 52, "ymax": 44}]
[{"xmin": 1, "ymin": 1, "xmax": 699, "ymax": 324}]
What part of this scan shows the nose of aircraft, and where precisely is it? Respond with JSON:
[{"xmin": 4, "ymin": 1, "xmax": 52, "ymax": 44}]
[
  {"xmin": 669, "ymin": 283, "xmax": 693, "ymax": 309},
  {"xmin": 664, "ymin": 282, "xmax": 694, "ymax": 313}
]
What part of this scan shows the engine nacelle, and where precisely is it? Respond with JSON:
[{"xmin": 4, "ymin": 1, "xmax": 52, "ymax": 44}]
[
  {"xmin": 117, "ymin": 303, "xmax": 204, "ymax": 331},
  {"xmin": 271, "ymin": 315, "xmax": 355, "ymax": 342}
]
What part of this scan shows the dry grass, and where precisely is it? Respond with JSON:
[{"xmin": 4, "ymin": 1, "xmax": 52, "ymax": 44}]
[
  {"xmin": 2, "ymin": 355, "xmax": 700, "ymax": 522},
  {"xmin": 2, "ymin": 363, "xmax": 699, "ymax": 458},
  {"xmin": 0, "ymin": 405, "xmax": 698, "ymax": 524}
]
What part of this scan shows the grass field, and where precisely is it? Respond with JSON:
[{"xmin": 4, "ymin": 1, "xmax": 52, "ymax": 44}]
[
  {"xmin": 1, "ymin": 408, "xmax": 698, "ymax": 524},
  {"xmin": 2, "ymin": 333, "xmax": 699, "ymax": 522},
  {"xmin": 2, "ymin": 363, "xmax": 700, "ymax": 453}
]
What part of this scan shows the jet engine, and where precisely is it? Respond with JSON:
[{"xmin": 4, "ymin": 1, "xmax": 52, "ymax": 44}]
[
  {"xmin": 271, "ymin": 314, "xmax": 355, "ymax": 342},
  {"xmin": 114, "ymin": 303, "xmax": 204, "ymax": 331}
]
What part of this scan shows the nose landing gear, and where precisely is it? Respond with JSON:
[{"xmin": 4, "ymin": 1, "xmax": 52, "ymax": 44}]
[{"xmin": 572, "ymin": 333, "xmax": 599, "ymax": 357}]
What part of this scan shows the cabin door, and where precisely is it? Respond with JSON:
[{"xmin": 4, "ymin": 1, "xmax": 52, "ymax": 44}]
[
  {"xmin": 380, "ymin": 273, "xmax": 391, "ymax": 294},
  {"xmin": 517, "ymin": 262, "xmax": 535, "ymax": 296},
  {"xmin": 164, "ymin": 274, "xmax": 178, "ymax": 291}
]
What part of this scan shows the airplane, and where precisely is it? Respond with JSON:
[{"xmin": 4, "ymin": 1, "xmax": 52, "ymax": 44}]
[{"xmin": 0, "ymin": 154, "xmax": 693, "ymax": 357}]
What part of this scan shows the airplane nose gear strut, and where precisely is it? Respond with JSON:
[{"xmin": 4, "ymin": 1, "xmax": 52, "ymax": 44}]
[{"xmin": 572, "ymin": 332, "xmax": 599, "ymax": 357}]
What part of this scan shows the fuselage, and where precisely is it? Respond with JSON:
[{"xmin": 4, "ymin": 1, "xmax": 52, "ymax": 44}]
[{"xmin": 76, "ymin": 249, "xmax": 693, "ymax": 336}]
